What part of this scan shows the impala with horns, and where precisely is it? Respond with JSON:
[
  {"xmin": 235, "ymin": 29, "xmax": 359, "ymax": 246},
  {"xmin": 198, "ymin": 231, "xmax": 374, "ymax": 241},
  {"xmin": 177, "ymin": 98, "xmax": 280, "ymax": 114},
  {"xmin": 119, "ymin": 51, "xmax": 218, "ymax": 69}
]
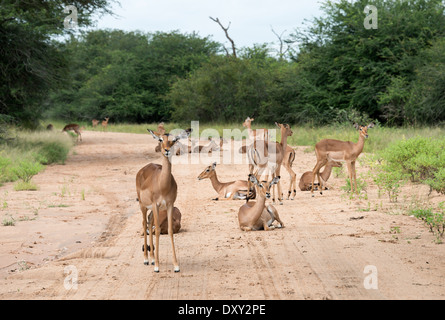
[{"xmin": 136, "ymin": 127, "xmax": 192, "ymax": 272}]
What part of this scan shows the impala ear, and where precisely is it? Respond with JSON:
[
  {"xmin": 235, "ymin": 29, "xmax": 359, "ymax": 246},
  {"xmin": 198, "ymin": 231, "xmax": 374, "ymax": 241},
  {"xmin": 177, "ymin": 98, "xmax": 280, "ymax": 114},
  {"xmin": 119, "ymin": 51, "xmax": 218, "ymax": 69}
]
[
  {"xmin": 275, "ymin": 122, "xmax": 281, "ymax": 128},
  {"xmin": 212, "ymin": 162, "xmax": 217, "ymax": 170},
  {"xmin": 248, "ymin": 174, "xmax": 259, "ymax": 185},
  {"xmin": 367, "ymin": 122, "xmax": 375, "ymax": 129},
  {"xmin": 148, "ymin": 129, "xmax": 163, "ymax": 142},
  {"xmin": 271, "ymin": 176, "xmax": 280, "ymax": 185},
  {"xmin": 353, "ymin": 123, "xmax": 360, "ymax": 130},
  {"xmin": 173, "ymin": 128, "xmax": 193, "ymax": 142}
]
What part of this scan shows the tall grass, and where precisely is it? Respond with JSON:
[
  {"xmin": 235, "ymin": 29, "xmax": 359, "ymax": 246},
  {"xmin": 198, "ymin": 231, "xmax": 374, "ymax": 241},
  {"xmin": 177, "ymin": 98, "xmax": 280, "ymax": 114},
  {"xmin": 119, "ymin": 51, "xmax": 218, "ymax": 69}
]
[{"xmin": 0, "ymin": 129, "xmax": 74, "ymax": 186}]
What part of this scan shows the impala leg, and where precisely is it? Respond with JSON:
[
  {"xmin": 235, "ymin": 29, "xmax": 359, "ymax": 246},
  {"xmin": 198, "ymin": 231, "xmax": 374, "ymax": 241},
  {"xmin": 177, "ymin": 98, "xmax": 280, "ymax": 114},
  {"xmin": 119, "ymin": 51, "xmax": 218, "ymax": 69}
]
[
  {"xmin": 152, "ymin": 204, "xmax": 160, "ymax": 272},
  {"xmin": 352, "ymin": 161, "xmax": 358, "ymax": 194},
  {"xmin": 140, "ymin": 206, "xmax": 148, "ymax": 236},
  {"xmin": 346, "ymin": 161, "xmax": 353, "ymax": 194},
  {"xmin": 311, "ymin": 160, "xmax": 326, "ymax": 196},
  {"xmin": 276, "ymin": 166, "xmax": 283, "ymax": 204},
  {"xmin": 167, "ymin": 204, "xmax": 180, "ymax": 272},
  {"xmin": 148, "ymin": 211, "xmax": 155, "ymax": 265},
  {"xmin": 142, "ymin": 208, "xmax": 149, "ymax": 265}
]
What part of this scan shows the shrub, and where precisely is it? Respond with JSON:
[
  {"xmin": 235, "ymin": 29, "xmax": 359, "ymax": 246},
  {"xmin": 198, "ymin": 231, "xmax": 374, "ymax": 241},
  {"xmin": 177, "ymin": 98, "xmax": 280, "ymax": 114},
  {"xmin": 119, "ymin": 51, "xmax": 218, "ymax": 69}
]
[
  {"xmin": 411, "ymin": 204, "xmax": 445, "ymax": 244},
  {"xmin": 372, "ymin": 164, "xmax": 406, "ymax": 203},
  {"xmin": 11, "ymin": 160, "xmax": 43, "ymax": 183},
  {"xmin": 379, "ymin": 137, "xmax": 445, "ymax": 195}
]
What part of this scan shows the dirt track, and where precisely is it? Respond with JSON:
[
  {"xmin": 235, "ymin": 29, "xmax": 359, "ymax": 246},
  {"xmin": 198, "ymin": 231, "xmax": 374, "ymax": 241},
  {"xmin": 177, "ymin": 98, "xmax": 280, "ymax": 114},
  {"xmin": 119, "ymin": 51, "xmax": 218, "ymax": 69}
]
[{"xmin": 0, "ymin": 130, "xmax": 444, "ymax": 300}]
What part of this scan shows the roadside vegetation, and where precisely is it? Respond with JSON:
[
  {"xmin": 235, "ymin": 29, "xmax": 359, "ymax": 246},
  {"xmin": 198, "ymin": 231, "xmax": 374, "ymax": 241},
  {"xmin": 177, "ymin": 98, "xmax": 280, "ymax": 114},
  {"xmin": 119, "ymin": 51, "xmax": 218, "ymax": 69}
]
[{"xmin": 0, "ymin": 128, "xmax": 74, "ymax": 190}]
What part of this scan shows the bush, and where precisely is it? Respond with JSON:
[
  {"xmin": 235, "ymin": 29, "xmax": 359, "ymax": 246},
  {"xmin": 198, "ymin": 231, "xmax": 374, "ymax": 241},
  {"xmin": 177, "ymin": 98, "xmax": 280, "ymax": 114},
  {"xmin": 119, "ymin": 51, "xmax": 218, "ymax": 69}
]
[
  {"xmin": 379, "ymin": 137, "xmax": 445, "ymax": 195},
  {"xmin": 11, "ymin": 160, "xmax": 43, "ymax": 183},
  {"xmin": 411, "ymin": 204, "xmax": 445, "ymax": 243}
]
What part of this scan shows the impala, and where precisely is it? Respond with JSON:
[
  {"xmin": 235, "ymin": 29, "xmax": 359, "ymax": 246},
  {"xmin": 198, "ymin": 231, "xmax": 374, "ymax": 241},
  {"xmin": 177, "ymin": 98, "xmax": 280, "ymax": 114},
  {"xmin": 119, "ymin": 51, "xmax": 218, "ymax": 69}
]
[
  {"xmin": 62, "ymin": 123, "xmax": 82, "ymax": 142},
  {"xmin": 197, "ymin": 162, "xmax": 255, "ymax": 200},
  {"xmin": 238, "ymin": 175, "xmax": 284, "ymax": 231},
  {"xmin": 136, "ymin": 127, "xmax": 191, "ymax": 272},
  {"xmin": 247, "ymin": 123, "xmax": 293, "ymax": 204},
  {"xmin": 311, "ymin": 123, "xmax": 375, "ymax": 195},
  {"xmin": 102, "ymin": 117, "xmax": 109, "ymax": 130},
  {"xmin": 243, "ymin": 117, "xmax": 269, "ymax": 141},
  {"xmin": 300, "ymin": 159, "xmax": 342, "ymax": 191},
  {"xmin": 282, "ymin": 146, "xmax": 297, "ymax": 200}
]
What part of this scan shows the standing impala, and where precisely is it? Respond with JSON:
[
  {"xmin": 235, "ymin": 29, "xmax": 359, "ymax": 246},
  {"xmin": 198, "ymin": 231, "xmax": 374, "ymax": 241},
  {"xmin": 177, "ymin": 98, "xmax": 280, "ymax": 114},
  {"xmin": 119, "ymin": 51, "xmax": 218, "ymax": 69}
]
[
  {"xmin": 311, "ymin": 123, "xmax": 375, "ymax": 196},
  {"xmin": 238, "ymin": 175, "xmax": 284, "ymax": 231},
  {"xmin": 136, "ymin": 128, "xmax": 191, "ymax": 272},
  {"xmin": 243, "ymin": 117, "xmax": 269, "ymax": 141},
  {"xmin": 247, "ymin": 123, "xmax": 293, "ymax": 204},
  {"xmin": 102, "ymin": 117, "xmax": 109, "ymax": 130},
  {"xmin": 62, "ymin": 123, "xmax": 82, "ymax": 142}
]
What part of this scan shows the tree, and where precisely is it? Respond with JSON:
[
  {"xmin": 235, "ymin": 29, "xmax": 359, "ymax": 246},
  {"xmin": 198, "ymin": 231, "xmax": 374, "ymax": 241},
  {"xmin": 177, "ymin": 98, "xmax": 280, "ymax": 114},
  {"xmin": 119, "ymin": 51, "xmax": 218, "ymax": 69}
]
[
  {"xmin": 0, "ymin": 0, "xmax": 115, "ymax": 127},
  {"xmin": 47, "ymin": 30, "xmax": 221, "ymax": 123},
  {"xmin": 288, "ymin": 0, "xmax": 445, "ymax": 125}
]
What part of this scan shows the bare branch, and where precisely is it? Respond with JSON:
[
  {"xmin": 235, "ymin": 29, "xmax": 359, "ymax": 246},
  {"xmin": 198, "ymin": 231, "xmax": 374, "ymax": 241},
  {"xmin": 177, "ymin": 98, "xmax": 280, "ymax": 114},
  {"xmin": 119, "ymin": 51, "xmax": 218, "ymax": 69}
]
[
  {"xmin": 210, "ymin": 16, "xmax": 237, "ymax": 58},
  {"xmin": 271, "ymin": 26, "xmax": 288, "ymax": 60}
]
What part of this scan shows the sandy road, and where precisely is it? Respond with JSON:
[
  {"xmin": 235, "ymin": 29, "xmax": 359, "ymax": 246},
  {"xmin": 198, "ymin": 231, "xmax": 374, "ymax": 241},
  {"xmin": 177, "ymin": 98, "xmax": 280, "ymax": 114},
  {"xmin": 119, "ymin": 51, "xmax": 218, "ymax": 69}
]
[{"xmin": 0, "ymin": 130, "xmax": 444, "ymax": 300}]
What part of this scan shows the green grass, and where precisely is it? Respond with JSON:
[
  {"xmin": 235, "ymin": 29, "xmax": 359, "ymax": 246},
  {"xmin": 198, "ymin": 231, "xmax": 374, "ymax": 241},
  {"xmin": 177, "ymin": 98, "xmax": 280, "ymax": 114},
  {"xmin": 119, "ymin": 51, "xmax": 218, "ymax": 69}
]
[{"xmin": 0, "ymin": 128, "xmax": 74, "ymax": 186}]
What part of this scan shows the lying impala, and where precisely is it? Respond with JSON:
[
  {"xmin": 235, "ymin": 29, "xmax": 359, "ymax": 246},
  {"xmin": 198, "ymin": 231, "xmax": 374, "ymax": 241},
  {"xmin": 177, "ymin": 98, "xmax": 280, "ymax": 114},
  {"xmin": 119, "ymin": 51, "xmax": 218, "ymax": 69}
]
[
  {"xmin": 197, "ymin": 162, "xmax": 255, "ymax": 200},
  {"xmin": 136, "ymin": 127, "xmax": 191, "ymax": 272},
  {"xmin": 238, "ymin": 175, "xmax": 284, "ymax": 231},
  {"xmin": 299, "ymin": 159, "xmax": 342, "ymax": 191},
  {"xmin": 145, "ymin": 207, "xmax": 182, "ymax": 235}
]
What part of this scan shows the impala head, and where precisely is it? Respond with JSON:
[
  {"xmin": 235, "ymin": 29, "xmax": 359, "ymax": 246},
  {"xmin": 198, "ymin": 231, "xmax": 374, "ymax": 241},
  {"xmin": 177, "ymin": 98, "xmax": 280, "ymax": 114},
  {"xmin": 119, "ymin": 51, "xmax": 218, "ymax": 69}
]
[
  {"xmin": 148, "ymin": 128, "xmax": 192, "ymax": 158},
  {"xmin": 198, "ymin": 162, "xmax": 217, "ymax": 180},
  {"xmin": 242, "ymin": 117, "xmax": 254, "ymax": 128},
  {"xmin": 275, "ymin": 122, "xmax": 293, "ymax": 137},
  {"xmin": 354, "ymin": 123, "xmax": 375, "ymax": 139},
  {"xmin": 328, "ymin": 159, "xmax": 343, "ymax": 168},
  {"xmin": 248, "ymin": 174, "xmax": 280, "ymax": 199},
  {"xmin": 156, "ymin": 122, "xmax": 166, "ymax": 135}
]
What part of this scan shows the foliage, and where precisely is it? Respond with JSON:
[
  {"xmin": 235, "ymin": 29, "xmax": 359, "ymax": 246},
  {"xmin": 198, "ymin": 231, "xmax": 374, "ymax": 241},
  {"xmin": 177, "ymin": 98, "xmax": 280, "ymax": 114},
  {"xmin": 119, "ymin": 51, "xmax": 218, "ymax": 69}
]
[
  {"xmin": 47, "ymin": 30, "xmax": 221, "ymax": 123},
  {"xmin": 0, "ymin": 0, "xmax": 115, "ymax": 128},
  {"xmin": 169, "ymin": 55, "xmax": 277, "ymax": 122},
  {"xmin": 11, "ymin": 160, "xmax": 43, "ymax": 183},
  {"xmin": 411, "ymin": 203, "xmax": 445, "ymax": 243},
  {"xmin": 0, "ymin": 130, "xmax": 73, "ymax": 185},
  {"xmin": 289, "ymin": 0, "xmax": 445, "ymax": 125},
  {"xmin": 371, "ymin": 137, "xmax": 445, "ymax": 198}
]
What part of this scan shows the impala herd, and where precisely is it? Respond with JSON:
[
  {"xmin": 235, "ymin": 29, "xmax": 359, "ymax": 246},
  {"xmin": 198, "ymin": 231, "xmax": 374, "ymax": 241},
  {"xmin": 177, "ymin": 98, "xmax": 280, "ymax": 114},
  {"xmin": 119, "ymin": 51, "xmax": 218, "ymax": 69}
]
[
  {"xmin": 60, "ymin": 117, "xmax": 374, "ymax": 272},
  {"xmin": 135, "ymin": 118, "xmax": 374, "ymax": 272}
]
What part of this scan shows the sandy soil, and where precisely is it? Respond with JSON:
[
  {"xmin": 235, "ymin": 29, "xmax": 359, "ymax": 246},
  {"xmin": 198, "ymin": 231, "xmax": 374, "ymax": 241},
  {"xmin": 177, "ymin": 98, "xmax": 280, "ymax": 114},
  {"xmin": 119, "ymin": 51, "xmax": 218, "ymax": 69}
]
[{"xmin": 0, "ymin": 130, "xmax": 444, "ymax": 300}]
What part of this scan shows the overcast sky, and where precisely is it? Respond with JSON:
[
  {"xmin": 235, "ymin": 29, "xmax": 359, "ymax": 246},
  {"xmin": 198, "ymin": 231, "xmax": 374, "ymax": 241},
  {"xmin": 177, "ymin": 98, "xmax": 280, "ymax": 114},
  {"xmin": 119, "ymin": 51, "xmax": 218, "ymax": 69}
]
[{"xmin": 94, "ymin": 0, "xmax": 324, "ymax": 49}]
